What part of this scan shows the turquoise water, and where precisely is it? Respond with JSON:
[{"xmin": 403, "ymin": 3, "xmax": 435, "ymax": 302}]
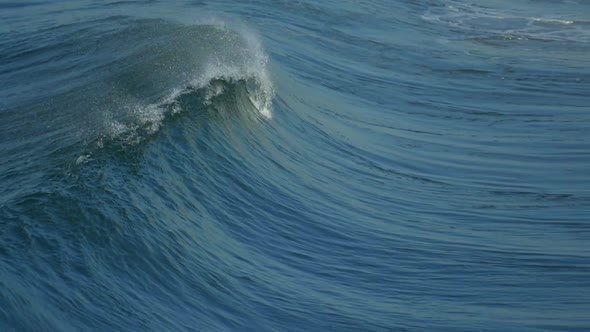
[{"xmin": 1, "ymin": 0, "xmax": 589, "ymax": 331}]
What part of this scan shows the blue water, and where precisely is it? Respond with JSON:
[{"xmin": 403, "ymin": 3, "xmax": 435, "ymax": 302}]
[{"xmin": 1, "ymin": 0, "xmax": 589, "ymax": 331}]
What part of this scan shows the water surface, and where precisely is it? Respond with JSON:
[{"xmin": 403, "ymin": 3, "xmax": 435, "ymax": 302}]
[{"xmin": 1, "ymin": 0, "xmax": 589, "ymax": 331}]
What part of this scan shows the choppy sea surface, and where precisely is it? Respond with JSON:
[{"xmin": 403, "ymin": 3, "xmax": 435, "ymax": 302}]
[{"xmin": 1, "ymin": 0, "xmax": 589, "ymax": 331}]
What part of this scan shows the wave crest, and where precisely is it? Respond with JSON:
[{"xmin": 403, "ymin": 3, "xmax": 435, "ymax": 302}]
[{"xmin": 83, "ymin": 21, "xmax": 274, "ymax": 153}]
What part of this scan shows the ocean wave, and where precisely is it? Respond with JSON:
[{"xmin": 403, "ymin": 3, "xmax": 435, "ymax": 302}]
[
  {"xmin": 69, "ymin": 19, "xmax": 274, "ymax": 163},
  {"xmin": 3, "ymin": 1, "xmax": 590, "ymax": 331}
]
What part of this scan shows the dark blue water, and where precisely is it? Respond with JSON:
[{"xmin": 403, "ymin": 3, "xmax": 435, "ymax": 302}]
[{"xmin": 1, "ymin": 0, "xmax": 589, "ymax": 331}]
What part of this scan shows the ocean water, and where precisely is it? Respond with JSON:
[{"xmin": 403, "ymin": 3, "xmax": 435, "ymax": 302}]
[{"xmin": 1, "ymin": 0, "xmax": 589, "ymax": 331}]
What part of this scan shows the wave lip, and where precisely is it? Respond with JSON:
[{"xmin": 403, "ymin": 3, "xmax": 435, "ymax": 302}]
[{"xmin": 90, "ymin": 20, "xmax": 274, "ymax": 149}]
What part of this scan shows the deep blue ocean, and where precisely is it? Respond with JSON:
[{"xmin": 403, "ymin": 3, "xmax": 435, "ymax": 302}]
[{"xmin": 1, "ymin": 0, "xmax": 589, "ymax": 331}]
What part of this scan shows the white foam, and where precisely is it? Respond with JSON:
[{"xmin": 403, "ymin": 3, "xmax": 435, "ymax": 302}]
[
  {"xmin": 99, "ymin": 21, "xmax": 274, "ymax": 148},
  {"xmin": 75, "ymin": 153, "xmax": 92, "ymax": 165},
  {"xmin": 189, "ymin": 23, "xmax": 275, "ymax": 119},
  {"xmin": 422, "ymin": 2, "xmax": 586, "ymax": 42},
  {"xmin": 532, "ymin": 18, "xmax": 574, "ymax": 25}
]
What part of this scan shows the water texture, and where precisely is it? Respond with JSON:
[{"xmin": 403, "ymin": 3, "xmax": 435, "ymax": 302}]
[{"xmin": 1, "ymin": 0, "xmax": 589, "ymax": 331}]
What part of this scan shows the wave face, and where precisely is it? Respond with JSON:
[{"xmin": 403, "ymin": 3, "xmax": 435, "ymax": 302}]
[{"xmin": 1, "ymin": 1, "xmax": 590, "ymax": 331}]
